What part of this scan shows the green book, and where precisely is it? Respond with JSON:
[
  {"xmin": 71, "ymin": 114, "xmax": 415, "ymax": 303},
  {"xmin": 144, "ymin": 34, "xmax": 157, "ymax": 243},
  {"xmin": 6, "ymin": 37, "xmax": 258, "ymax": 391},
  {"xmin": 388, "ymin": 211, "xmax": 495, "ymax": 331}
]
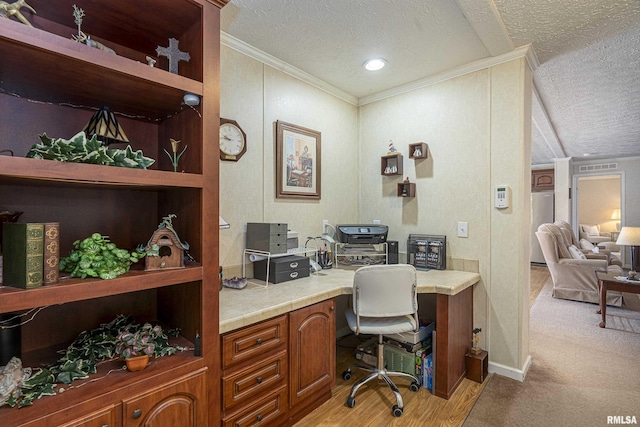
[{"xmin": 2, "ymin": 223, "xmax": 45, "ymax": 289}]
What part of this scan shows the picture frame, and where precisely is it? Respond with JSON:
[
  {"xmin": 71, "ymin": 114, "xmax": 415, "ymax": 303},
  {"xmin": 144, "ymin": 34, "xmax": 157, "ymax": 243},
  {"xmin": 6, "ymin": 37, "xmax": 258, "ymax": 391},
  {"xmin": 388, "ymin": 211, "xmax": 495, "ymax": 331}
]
[{"xmin": 276, "ymin": 121, "xmax": 321, "ymax": 199}]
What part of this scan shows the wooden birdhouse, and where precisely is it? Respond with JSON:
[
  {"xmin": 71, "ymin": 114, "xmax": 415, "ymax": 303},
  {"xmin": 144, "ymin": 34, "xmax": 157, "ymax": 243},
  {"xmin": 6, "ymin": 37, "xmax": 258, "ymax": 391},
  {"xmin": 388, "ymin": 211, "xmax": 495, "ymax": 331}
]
[{"xmin": 143, "ymin": 214, "xmax": 189, "ymax": 271}]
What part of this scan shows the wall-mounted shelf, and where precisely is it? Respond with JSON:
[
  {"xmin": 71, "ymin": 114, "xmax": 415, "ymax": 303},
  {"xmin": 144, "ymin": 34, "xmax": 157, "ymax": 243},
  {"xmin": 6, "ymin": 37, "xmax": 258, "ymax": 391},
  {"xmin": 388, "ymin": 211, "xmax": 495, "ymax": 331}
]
[
  {"xmin": 409, "ymin": 142, "xmax": 428, "ymax": 159},
  {"xmin": 397, "ymin": 182, "xmax": 416, "ymax": 197},
  {"xmin": 381, "ymin": 153, "xmax": 403, "ymax": 175}
]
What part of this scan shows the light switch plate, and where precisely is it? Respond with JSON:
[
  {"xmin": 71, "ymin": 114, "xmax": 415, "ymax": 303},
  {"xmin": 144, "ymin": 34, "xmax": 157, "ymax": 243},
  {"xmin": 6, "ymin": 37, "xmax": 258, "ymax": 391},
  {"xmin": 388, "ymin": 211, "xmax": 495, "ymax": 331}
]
[{"xmin": 457, "ymin": 222, "xmax": 468, "ymax": 238}]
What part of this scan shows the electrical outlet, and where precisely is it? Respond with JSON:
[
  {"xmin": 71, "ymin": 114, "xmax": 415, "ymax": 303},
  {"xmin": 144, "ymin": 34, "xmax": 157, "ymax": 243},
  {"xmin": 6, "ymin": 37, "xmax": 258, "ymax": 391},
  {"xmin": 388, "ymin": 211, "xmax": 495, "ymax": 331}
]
[
  {"xmin": 373, "ymin": 219, "xmax": 381, "ymax": 224},
  {"xmin": 457, "ymin": 222, "xmax": 468, "ymax": 238},
  {"xmin": 322, "ymin": 219, "xmax": 329, "ymax": 234}
]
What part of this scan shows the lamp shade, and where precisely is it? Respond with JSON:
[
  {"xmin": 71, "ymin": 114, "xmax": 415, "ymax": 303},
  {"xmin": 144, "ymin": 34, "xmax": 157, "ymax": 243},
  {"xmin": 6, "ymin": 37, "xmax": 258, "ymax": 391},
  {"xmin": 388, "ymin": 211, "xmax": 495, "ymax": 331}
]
[
  {"xmin": 616, "ymin": 227, "xmax": 640, "ymax": 246},
  {"xmin": 611, "ymin": 208, "xmax": 621, "ymax": 220},
  {"xmin": 83, "ymin": 106, "xmax": 129, "ymax": 145}
]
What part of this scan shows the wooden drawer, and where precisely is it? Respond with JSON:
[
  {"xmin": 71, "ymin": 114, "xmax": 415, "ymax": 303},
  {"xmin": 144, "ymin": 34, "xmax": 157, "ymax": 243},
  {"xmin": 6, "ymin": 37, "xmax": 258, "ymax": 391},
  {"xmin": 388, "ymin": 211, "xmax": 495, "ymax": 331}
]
[
  {"xmin": 222, "ymin": 351, "xmax": 288, "ymax": 411},
  {"xmin": 222, "ymin": 385, "xmax": 288, "ymax": 427},
  {"xmin": 222, "ymin": 315, "xmax": 288, "ymax": 370}
]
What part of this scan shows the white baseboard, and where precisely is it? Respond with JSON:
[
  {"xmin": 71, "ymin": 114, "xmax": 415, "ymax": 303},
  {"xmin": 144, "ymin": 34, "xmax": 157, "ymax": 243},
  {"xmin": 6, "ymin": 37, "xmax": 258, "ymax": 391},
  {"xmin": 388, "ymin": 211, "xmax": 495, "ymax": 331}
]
[{"xmin": 488, "ymin": 354, "xmax": 531, "ymax": 382}]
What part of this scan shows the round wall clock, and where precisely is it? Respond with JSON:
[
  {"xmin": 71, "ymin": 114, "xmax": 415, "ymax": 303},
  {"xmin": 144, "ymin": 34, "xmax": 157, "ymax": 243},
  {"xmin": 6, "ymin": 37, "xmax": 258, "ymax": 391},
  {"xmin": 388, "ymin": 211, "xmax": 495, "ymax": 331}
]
[{"xmin": 219, "ymin": 118, "xmax": 246, "ymax": 161}]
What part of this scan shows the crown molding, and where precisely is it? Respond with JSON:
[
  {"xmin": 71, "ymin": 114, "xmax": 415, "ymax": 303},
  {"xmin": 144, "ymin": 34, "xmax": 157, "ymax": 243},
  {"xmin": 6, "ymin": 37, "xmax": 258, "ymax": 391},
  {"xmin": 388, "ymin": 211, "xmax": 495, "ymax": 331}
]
[
  {"xmin": 221, "ymin": 32, "xmax": 358, "ymax": 105},
  {"xmin": 358, "ymin": 45, "xmax": 534, "ymax": 106}
]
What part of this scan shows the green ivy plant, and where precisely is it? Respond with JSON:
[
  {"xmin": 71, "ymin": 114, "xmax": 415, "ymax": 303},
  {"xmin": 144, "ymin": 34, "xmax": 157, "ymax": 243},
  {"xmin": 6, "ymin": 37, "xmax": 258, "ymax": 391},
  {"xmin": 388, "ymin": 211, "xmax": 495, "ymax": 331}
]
[
  {"xmin": 26, "ymin": 131, "xmax": 155, "ymax": 169},
  {"xmin": 5, "ymin": 315, "xmax": 181, "ymax": 408},
  {"xmin": 59, "ymin": 233, "xmax": 146, "ymax": 279}
]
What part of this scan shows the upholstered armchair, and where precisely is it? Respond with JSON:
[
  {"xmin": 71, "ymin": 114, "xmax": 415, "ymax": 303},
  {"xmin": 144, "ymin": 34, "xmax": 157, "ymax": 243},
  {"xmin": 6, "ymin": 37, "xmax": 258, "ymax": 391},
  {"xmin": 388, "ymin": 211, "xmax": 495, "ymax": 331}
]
[
  {"xmin": 536, "ymin": 223, "xmax": 623, "ymax": 306},
  {"xmin": 554, "ymin": 220, "xmax": 621, "ymax": 266},
  {"xmin": 578, "ymin": 224, "xmax": 612, "ymax": 244}
]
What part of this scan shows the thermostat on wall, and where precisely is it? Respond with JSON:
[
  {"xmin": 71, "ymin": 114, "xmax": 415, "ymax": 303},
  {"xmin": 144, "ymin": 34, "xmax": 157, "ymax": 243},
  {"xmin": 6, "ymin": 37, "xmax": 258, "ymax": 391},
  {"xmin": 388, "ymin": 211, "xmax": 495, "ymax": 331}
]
[{"xmin": 494, "ymin": 185, "xmax": 510, "ymax": 209}]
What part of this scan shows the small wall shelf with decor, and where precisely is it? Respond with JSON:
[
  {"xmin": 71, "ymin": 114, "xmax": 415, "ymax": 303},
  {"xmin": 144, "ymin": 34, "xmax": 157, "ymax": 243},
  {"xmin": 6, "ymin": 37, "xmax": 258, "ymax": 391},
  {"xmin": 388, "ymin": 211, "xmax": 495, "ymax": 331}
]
[
  {"xmin": 397, "ymin": 179, "xmax": 416, "ymax": 197},
  {"xmin": 408, "ymin": 142, "xmax": 428, "ymax": 159},
  {"xmin": 381, "ymin": 153, "xmax": 403, "ymax": 175}
]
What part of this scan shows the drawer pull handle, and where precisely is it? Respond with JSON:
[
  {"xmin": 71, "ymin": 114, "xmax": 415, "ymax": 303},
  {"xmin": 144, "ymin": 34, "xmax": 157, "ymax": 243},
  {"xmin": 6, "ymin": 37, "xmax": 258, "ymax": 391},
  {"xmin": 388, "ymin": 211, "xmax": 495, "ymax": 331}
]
[
  {"xmin": 256, "ymin": 338, "xmax": 263, "ymax": 345},
  {"xmin": 132, "ymin": 409, "xmax": 142, "ymax": 419},
  {"xmin": 257, "ymin": 414, "xmax": 263, "ymax": 422},
  {"xmin": 290, "ymin": 272, "xmax": 298, "ymax": 278},
  {"xmin": 290, "ymin": 262, "xmax": 298, "ymax": 268},
  {"xmin": 256, "ymin": 376, "xmax": 263, "ymax": 384}
]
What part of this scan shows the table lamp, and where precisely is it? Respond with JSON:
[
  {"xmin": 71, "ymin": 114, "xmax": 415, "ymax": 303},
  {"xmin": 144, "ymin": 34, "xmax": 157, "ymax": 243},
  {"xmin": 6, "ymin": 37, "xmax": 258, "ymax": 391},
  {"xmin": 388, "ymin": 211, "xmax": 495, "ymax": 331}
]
[
  {"xmin": 616, "ymin": 226, "xmax": 640, "ymax": 280},
  {"xmin": 611, "ymin": 208, "xmax": 621, "ymax": 231}
]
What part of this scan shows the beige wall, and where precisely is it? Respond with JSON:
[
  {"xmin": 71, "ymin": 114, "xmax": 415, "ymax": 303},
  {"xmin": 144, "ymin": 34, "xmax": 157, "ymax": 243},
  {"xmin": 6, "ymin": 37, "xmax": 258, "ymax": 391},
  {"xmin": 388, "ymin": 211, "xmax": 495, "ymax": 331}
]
[
  {"xmin": 358, "ymin": 58, "xmax": 532, "ymax": 373},
  {"xmin": 576, "ymin": 176, "xmax": 621, "ymax": 233},
  {"xmin": 220, "ymin": 44, "xmax": 533, "ymax": 377},
  {"xmin": 219, "ymin": 46, "xmax": 359, "ymax": 274}
]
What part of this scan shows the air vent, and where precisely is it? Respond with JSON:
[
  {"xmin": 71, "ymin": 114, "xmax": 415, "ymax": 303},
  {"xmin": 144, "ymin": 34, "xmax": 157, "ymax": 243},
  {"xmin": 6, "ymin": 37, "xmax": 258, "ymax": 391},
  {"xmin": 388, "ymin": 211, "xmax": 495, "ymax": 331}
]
[{"xmin": 578, "ymin": 163, "xmax": 618, "ymax": 173}]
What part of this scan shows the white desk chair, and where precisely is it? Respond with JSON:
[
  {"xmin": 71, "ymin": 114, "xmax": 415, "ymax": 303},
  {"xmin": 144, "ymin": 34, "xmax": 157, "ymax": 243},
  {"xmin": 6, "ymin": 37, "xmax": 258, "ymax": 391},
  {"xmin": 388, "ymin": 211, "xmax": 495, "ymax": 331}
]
[{"xmin": 342, "ymin": 264, "xmax": 421, "ymax": 417}]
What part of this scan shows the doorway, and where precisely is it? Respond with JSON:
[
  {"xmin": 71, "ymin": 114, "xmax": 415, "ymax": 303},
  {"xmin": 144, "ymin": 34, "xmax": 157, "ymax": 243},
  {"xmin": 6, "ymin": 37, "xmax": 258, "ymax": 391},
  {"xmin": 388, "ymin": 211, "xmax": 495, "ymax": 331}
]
[{"xmin": 572, "ymin": 172, "xmax": 625, "ymax": 262}]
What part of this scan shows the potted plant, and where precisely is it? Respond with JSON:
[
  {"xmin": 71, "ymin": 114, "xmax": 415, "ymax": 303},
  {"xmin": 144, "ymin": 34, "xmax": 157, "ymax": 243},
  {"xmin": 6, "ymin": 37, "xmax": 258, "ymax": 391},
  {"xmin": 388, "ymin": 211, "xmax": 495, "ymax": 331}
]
[{"xmin": 115, "ymin": 322, "xmax": 177, "ymax": 371}]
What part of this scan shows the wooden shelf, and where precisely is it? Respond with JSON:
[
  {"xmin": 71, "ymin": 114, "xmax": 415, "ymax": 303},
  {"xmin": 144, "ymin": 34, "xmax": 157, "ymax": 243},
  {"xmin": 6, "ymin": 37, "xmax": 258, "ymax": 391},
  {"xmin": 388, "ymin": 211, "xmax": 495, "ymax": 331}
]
[
  {"xmin": 0, "ymin": 157, "xmax": 204, "ymax": 189},
  {"xmin": 409, "ymin": 142, "xmax": 428, "ymax": 159},
  {"xmin": 0, "ymin": 0, "xmax": 221, "ymax": 423},
  {"xmin": 0, "ymin": 265, "xmax": 203, "ymax": 313},
  {"xmin": 0, "ymin": 343, "xmax": 203, "ymax": 427},
  {"xmin": 397, "ymin": 182, "xmax": 416, "ymax": 197},
  {"xmin": 0, "ymin": 20, "xmax": 203, "ymax": 120},
  {"xmin": 381, "ymin": 153, "xmax": 403, "ymax": 175}
]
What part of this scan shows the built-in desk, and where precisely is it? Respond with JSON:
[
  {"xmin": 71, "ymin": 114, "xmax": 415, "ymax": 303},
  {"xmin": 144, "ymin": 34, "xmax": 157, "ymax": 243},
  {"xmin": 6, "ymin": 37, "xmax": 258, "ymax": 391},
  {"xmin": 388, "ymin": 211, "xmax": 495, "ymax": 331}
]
[{"xmin": 220, "ymin": 267, "xmax": 480, "ymax": 400}]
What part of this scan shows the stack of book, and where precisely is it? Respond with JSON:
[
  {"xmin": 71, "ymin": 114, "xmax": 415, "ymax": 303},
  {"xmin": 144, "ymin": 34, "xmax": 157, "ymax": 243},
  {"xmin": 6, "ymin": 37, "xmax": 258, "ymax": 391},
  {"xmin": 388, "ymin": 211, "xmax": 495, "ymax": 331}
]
[{"xmin": 2, "ymin": 222, "xmax": 59, "ymax": 289}]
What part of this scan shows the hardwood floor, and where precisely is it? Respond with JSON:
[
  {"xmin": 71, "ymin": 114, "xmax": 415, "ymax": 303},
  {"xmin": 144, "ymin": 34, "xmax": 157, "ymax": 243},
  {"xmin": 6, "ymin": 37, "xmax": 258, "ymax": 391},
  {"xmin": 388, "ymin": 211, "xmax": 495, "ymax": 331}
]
[
  {"xmin": 295, "ymin": 265, "xmax": 550, "ymax": 427},
  {"xmin": 295, "ymin": 335, "xmax": 487, "ymax": 427}
]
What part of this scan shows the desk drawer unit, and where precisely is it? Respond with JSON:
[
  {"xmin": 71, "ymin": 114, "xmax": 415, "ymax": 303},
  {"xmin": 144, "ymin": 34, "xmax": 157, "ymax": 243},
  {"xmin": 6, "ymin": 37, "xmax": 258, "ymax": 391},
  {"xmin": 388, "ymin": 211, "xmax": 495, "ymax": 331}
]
[
  {"xmin": 222, "ymin": 385, "xmax": 288, "ymax": 427},
  {"xmin": 246, "ymin": 222, "xmax": 288, "ymax": 254},
  {"xmin": 222, "ymin": 350, "xmax": 288, "ymax": 411},
  {"xmin": 254, "ymin": 255, "xmax": 310, "ymax": 283},
  {"xmin": 221, "ymin": 315, "xmax": 288, "ymax": 370}
]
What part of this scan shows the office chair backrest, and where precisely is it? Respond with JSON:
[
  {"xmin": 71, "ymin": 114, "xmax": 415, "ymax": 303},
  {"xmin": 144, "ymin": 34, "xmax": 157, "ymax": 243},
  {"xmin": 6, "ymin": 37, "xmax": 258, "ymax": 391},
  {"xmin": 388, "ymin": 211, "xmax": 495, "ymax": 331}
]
[{"xmin": 353, "ymin": 264, "xmax": 418, "ymax": 319}]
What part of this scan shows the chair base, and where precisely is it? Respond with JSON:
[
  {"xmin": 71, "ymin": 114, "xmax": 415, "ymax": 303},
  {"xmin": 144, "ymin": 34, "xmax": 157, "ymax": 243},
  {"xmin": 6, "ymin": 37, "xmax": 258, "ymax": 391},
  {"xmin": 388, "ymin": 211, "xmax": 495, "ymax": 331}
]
[{"xmin": 342, "ymin": 335, "xmax": 420, "ymax": 417}]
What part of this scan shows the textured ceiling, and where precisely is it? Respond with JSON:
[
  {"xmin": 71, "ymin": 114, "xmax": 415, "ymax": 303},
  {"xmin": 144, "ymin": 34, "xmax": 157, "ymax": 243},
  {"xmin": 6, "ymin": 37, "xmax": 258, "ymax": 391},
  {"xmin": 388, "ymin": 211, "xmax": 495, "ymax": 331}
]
[{"xmin": 221, "ymin": 0, "xmax": 640, "ymax": 165}]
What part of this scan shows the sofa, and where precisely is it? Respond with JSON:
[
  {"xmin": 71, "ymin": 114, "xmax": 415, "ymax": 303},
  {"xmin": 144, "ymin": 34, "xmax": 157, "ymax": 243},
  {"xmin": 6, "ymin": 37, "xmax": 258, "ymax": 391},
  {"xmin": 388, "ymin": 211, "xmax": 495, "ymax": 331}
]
[{"xmin": 536, "ymin": 223, "xmax": 623, "ymax": 306}]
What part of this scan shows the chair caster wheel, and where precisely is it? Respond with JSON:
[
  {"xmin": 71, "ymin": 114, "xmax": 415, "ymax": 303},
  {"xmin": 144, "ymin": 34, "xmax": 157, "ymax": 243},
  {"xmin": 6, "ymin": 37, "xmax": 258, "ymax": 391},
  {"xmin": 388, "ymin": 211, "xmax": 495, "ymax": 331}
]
[
  {"xmin": 410, "ymin": 381, "xmax": 420, "ymax": 392},
  {"xmin": 342, "ymin": 370, "xmax": 352, "ymax": 381},
  {"xmin": 392, "ymin": 405, "xmax": 403, "ymax": 417},
  {"xmin": 346, "ymin": 396, "xmax": 355, "ymax": 408}
]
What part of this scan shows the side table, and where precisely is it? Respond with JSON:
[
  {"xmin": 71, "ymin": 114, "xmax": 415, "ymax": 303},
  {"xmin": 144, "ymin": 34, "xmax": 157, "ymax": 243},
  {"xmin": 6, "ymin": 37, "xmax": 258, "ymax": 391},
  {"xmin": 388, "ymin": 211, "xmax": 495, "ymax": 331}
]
[
  {"xmin": 595, "ymin": 271, "xmax": 640, "ymax": 328},
  {"xmin": 465, "ymin": 350, "xmax": 488, "ymax": 383}
]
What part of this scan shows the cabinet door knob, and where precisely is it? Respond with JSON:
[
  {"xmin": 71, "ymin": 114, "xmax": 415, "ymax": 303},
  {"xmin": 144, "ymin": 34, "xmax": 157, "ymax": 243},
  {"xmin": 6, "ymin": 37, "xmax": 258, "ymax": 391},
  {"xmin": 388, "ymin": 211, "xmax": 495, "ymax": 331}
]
[
  {"xmin": 256, "ymin": 376, "xmax": 263, "ymax": 384},
  {"xmin": 257, "ymin": 414, "xmax": 263, "ymax": 422},
  {"xmin": 132, "ymin": 409, "xmax": 142, "ymax": 419},
  {"xmin": 256, "ymin": 338, "xmax": 263, "ymax": 345},
  {"xmin": 330, "ymin": 306, "xmax": 335, "ymax": 311}
]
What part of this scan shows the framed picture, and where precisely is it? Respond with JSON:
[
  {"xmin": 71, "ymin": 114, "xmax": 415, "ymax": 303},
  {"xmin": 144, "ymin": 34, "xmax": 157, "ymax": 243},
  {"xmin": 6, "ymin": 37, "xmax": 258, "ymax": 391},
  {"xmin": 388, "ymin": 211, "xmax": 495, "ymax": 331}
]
[{"xmin": 276, "ymin": 121, "xmax": 321, "ymax": 199}]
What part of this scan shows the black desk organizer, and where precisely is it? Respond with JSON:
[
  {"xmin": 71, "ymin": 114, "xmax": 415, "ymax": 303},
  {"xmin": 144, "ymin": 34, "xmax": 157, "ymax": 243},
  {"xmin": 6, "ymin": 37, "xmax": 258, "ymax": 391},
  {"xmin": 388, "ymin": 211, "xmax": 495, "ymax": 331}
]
[{"xmin": 407, "ymin": 234, "xmax": 446, "ymax": 270}]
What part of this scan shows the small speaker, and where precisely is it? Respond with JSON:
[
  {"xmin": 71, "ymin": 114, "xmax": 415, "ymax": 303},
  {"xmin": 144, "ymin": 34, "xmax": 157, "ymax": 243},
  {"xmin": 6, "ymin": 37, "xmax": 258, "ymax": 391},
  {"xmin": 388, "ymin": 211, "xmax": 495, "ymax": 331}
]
[{"xmin": 387, "ymin": 240, "xmax": 398, "ymax": 264}]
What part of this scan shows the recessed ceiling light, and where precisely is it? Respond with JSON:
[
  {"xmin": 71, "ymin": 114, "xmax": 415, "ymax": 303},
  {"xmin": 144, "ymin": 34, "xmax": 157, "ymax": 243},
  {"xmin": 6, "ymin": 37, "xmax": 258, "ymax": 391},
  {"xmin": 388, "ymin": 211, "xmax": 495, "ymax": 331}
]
[{"xmin": 364, "ymin": 58, "xmax": 386, "ymax": 71}]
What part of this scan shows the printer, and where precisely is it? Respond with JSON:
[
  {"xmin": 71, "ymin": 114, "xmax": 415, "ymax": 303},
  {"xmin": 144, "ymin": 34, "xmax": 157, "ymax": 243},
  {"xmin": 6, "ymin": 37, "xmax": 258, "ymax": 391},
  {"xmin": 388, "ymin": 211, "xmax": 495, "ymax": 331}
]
[{"xmin": 336, "ymin": 224, "xmax": 388, "ymax": 244}]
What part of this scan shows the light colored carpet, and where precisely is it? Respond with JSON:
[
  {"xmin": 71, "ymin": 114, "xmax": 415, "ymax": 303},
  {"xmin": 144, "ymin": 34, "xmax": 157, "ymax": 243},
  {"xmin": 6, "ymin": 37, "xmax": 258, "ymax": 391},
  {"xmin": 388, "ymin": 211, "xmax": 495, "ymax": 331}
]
[{"xmin": 464, "ymin": 280, "xmax": 640, "ymax": 427}]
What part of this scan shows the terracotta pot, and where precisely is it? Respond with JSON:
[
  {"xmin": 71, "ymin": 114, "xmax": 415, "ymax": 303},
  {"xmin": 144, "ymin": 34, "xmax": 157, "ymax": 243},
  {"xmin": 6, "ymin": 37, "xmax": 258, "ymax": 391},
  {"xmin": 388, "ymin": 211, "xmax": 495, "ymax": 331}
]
[{"xmin": 125, "ymin": 355, "xmax": 149, "ymax": 371}]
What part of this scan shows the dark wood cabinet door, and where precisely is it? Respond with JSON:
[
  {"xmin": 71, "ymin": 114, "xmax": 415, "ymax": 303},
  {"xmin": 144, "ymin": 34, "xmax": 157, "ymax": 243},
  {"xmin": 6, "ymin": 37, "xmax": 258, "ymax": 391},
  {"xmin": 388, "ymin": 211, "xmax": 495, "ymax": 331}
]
[
  {"xmin": 288, "ymin": 299, "xmax": 335, "ymax": 409},
  {"xmin": 122, "ymin": 369, "xmax": 207, "ymax": 427},
  {"xmin": 532, "ymin": 169, "xmax": 554, "ymax": 191}
]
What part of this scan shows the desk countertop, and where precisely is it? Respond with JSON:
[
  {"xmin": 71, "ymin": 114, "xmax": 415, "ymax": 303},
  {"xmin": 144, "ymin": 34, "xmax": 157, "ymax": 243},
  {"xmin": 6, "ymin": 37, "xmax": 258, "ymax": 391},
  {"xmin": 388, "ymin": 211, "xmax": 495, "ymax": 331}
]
[{"xmin": 219, "ymin": 267, "xmax": 480, "ymax": 334}]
